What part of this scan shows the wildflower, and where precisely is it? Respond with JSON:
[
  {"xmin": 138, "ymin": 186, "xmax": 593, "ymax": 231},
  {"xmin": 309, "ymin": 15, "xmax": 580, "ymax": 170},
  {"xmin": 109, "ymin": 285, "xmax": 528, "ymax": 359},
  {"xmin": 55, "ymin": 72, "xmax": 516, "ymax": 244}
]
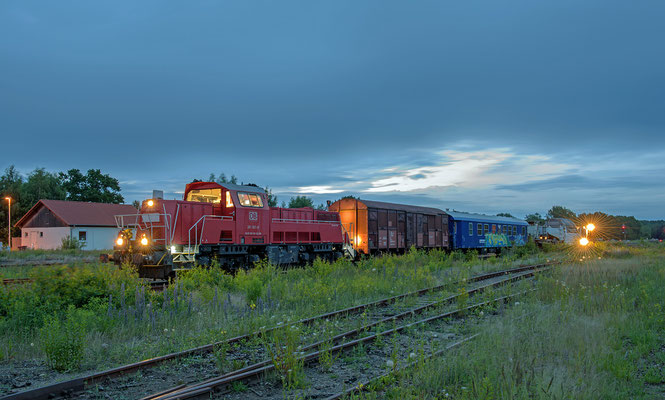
[
  {"xmin": 358, "ymin": 383, "xmax": 364, "ymax": 389},
  {"xmin": 479, "ymin": 311, "xmax": 484, "ymax": 316},
  {"xmin": 250, "ymin": 302, "xmax": 256, "ymax": 310},
  {"xmin": 409, "ymin": 352, "xmax": 416, "ymax": 359},
  {"xmin": 30, "ymin": 343, "xmax": 34, "ymax": 347},
  {"xmin": 372, "ymin": 268, "xmax": 376, "ymax": 272},
  {"xmin": 164, "ymin": 328, "xmax": 169, "ymax": 332},
  {"xmin": 514, "ymin": 302, "xmax": 520, "ymax": 306},
  {"xmin": 277, "ymin": 322, "xmax": 283, "ymax": 326},
  {"xmin": 386, "ymin": 359, "xmax": 394, "ymax": 368}
]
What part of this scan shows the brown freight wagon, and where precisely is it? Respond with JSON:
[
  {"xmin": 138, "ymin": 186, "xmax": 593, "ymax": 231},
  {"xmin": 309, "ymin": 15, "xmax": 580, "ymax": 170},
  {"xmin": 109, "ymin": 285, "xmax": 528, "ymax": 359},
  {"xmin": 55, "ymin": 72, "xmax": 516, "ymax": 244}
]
[{"xmin": 328, "ymin": 198, "xmax": 449, "ymax": 255}]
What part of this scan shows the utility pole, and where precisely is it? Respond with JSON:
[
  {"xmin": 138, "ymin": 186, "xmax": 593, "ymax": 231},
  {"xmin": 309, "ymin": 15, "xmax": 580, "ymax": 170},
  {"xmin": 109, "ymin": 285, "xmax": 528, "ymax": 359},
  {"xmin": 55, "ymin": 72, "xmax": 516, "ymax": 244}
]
[{"xmin": 4, "ymin": 197, "xmax": 11, "ymax": 251}]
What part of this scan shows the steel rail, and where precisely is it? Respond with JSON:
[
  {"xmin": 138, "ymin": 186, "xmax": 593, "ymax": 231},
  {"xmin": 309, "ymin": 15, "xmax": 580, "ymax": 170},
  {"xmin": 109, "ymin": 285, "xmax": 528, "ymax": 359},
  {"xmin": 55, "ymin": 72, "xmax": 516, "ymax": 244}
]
[
  {"xmin": 1, "ymin": 261, "xmax": 554, "ymax": 400},
  {"xmin": 323, "ymin": 333, "xmax": 481, "ymax": 400},
  {"xmin": 160, "ymin": 267, "xmax": 545, "ymax": 388},
  {"xmin": 147, "ymin": 290, "xmax": 533, "ymax": 400}
]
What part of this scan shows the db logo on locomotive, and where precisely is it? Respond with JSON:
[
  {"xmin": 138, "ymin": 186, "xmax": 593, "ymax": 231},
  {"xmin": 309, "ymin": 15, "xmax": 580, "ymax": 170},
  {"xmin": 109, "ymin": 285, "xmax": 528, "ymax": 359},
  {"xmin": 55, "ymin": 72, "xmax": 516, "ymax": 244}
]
[{"xmin": 248, "ymin": 211, "xmax": 258, "ymax": 221}]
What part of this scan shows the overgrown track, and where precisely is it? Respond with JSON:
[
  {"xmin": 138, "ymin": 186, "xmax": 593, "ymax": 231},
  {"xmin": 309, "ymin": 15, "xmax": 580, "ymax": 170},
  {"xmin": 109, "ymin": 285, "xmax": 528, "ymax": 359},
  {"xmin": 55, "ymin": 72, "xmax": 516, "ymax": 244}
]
[
  {"xmin": 1, "ymin": 278, "xmax": 32, "ymax": 285},
  {"xmin": 1, "ymin": 262, "xmax": 554, "ymax": 400},
  {"xmin": 139, "ymin": 271, "xmax": 541, "ymax": 400}
]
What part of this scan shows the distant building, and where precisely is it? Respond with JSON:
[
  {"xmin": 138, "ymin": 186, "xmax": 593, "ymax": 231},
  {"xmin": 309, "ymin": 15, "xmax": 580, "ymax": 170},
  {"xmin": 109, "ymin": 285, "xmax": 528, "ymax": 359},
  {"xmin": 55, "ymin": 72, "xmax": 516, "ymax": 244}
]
[{"xmin": 14, "ymin": 200, "xmax": 137, "ymax": 250}]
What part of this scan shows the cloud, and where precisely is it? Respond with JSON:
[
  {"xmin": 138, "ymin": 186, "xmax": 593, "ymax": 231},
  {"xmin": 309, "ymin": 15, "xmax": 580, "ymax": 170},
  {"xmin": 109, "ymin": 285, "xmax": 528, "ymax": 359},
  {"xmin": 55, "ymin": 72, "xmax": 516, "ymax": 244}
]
[
  {"xmin": 365, "ymin": 148, "xmax": 573, "ymax": 193},
  {"xmin": 297, "ymin": 185, "xmax": 344, "ymax": 194}
]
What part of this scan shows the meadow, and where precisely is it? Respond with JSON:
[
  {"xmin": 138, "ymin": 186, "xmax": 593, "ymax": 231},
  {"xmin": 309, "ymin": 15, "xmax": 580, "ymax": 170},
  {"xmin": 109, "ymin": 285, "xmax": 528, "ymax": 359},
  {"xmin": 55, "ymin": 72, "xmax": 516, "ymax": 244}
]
[{"xmin": 354, "ymin": 242, "xmax": 665, "ymax": 399}]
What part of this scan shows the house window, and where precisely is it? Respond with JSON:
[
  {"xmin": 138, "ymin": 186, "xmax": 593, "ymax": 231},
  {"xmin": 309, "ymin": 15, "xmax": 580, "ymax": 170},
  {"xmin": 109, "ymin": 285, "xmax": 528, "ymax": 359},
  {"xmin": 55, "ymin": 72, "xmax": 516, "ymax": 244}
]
[
  {"xmin": 469, "ymin": 222, "xmax": 473, "ymax": 236},
  {"xmin": 513, "ymin": 226, "xmax": 517, "ymax": 235},
  {"xmin": 492, "ymin": 224, "xmax": 496, "ymax": 233},
  {"xmin": 522, "ymin": 226, "xmax": 526, "ymax": 235},
  {"xmin": 78, "ymin": 231, "xmax": 87, "ymax": 241},
  {"xmin": 24, "ymin": 232, "xmax": 28, "ymax": 237},
  {"xmin": 39, "ymin": 232, "xmax": 43, "ymax": 237},
  {"xmin": 502, "ymin": 225, "xmax": 507, "ymax": 234}
]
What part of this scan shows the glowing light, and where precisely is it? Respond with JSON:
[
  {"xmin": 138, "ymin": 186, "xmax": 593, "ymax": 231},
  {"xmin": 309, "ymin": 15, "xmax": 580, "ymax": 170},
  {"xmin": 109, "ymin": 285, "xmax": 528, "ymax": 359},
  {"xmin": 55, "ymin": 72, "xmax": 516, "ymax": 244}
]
[
  {"xmin": 116, "ymin": 237, "xmax": 124, "ymax": 246},
  {"xmin": 147, "ymin": 199, "xmax": 154, "ymax": 207},
  {"xmin": 356, "ymin": 236, "xmax": 362, "ymax": 246},
  {"xmin": 586, "ymin": 223, "xmax": 595, "ymax": 232},
  {"xmin": 140, "ymin": 236, "xmax": 149, "ymax": 246},
  {"xmin": 4, "ymin": 197, "xmax": 10, "ymax": 201},
  {"xmin": 579, "ymin": 237, "xmax": 589, "ymax": 246}
]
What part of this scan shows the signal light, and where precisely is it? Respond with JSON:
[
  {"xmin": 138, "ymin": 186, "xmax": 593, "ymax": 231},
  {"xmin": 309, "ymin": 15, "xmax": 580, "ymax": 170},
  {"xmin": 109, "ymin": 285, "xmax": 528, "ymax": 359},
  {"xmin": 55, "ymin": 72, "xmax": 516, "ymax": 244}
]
[
  {"xmin": 147, "ymin": 199, "xmax": 154, "ymax": 207},
  {"xmin": 140, "ymin": 236, "xmax": 149, "ymax": 246},
  {"xmin": 579, "ymin": 237, "xmax": 589, "ymax": 246},
  {"xmin": 116, "ymin": 237, "xmax": 124, "ymax": 246}
]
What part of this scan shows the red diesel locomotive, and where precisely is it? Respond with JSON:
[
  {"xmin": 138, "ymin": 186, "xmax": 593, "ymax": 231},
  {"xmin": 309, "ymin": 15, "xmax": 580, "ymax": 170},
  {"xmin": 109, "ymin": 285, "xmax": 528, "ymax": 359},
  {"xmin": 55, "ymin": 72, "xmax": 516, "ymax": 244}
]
[{"xmin": 113, "ymin": 182, "xmax": 353, "ymax": 278}]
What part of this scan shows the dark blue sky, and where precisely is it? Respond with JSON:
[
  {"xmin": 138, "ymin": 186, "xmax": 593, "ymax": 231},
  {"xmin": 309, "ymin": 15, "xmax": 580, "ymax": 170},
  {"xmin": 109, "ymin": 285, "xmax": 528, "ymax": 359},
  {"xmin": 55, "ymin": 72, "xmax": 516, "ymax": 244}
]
[{"xmin": 2, "ymin": 1, "xmax": 664, "ymax": 219}]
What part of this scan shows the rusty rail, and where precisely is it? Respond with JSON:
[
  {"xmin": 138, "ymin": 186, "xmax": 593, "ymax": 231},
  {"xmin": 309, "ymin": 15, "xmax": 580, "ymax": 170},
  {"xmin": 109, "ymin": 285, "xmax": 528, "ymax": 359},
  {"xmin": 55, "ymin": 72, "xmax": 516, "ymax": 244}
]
[{"xmin": 1, "ymin": 261, "xmax": 555, "ymax": 400}]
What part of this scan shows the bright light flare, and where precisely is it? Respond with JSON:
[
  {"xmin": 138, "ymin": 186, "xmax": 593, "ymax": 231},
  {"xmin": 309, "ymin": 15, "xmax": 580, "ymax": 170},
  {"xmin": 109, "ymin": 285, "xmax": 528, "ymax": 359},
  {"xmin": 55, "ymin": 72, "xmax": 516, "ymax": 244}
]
[
  {"xmin": 579, "ymin": 237, "xmax": 589, "ymax": 246},
  {"xmin": 140, "ymin": 236, "xmax": 149, "ymax": 246},
  {"xmin": 116, "ymin": 237, "xmax": 124, "ymax": 246},
  {"xmin": 586, "ymin": 223, "xmax": 595, "ymax": 232},
  {"xmin": 146, "ymin": 199, "xmax": 154, "ymax": 207},
  {"xmin": 355, "ymin": 236, "xmax": 362, "ymax": 246}
]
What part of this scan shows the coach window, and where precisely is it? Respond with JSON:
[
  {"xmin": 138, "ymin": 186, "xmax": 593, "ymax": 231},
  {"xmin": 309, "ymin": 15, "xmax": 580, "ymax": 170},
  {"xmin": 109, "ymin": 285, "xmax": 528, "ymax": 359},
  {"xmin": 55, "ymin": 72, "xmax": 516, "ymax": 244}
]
[
  {"xmin": 477, "ymin": 223, "xmax": 482, "ymax": 235},
  {"xmin": 469, "ymin": 222, "xmax": 473, "ymax": 236},
  {"xmin": 513, "ymin": 226, "xmax": 517, "ymax": 235},
  {"xmin": 522, "ymin": 226, "xmax": 526, "ymax": 235},
  {"xmin": 502, "ymin": 225, "xmax": 507, "ymax": 234},
  {"xmin": 238, "ymin": 192, "xmax": 264, "ymax": 208},
  {"xmin": 484, "ymin": 224, "xmax": 489, "ymax": 235}
]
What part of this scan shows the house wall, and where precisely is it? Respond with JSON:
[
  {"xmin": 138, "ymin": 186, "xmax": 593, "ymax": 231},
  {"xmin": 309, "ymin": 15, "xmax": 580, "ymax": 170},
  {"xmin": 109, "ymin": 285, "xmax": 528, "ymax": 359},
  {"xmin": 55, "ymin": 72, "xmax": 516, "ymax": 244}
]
[
  {"xmin": 20, "ymin": 227, "xmax": 70, "ymax": 250},
  {"xmin": 20, "ymin": 226, "xmax": 120, "ymax": 250},
  {"xmin": 70, "ymin": 227, "xmax": 119, "ymax": 250}
]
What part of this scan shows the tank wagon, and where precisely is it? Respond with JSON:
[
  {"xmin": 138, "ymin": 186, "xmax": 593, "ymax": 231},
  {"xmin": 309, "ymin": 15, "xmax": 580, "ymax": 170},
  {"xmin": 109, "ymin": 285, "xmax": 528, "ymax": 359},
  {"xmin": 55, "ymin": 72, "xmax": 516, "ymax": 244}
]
[
  {"xmin": 112, "ymin": 182, "xmax": 349, "ymax": 278},
  {"xmin": 446, "ymin": 211, "xmax": 528, "ymax": 251},
  {"xmin": 328, "ymin": 198, "xmax": 449, "ymax": 255}
]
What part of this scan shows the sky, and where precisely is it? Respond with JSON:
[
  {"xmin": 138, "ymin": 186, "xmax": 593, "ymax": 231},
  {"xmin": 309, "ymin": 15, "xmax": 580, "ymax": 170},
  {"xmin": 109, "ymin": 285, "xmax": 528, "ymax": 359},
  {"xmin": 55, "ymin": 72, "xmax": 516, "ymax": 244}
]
[{"xmin": 1, "ymin": 1, "xmax": 664, "ymax": 220}]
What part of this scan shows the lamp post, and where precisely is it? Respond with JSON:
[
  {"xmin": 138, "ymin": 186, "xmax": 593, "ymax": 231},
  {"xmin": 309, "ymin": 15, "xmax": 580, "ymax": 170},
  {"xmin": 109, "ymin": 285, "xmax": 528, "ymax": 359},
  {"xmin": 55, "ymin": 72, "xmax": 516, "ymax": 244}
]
[{"xmin": 4, "ymin": 197, "xmax": 10, "ymax": 251}]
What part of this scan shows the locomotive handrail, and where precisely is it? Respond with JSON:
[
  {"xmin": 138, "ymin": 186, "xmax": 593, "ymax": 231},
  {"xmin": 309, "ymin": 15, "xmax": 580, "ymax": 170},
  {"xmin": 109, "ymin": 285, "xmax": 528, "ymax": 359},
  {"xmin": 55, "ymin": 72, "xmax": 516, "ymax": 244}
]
[
  {"xmin": 271, "ymin": 218, "xmax": 341, "ymax": 225},
  {"xmin": 187, "ymin": 215, "xmax": 233, "ymax": 253},
  {"xmin": 114, "ymin": 212, "xmax": 172, "ymax": 246}
]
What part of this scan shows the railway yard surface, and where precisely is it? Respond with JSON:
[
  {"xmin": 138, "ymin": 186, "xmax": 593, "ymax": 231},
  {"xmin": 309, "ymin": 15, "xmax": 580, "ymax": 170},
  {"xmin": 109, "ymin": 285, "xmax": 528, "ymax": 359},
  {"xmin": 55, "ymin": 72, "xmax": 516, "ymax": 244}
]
[{"xmin": 1, "ymin": 242, "xmax": 664, "ymax": 399}]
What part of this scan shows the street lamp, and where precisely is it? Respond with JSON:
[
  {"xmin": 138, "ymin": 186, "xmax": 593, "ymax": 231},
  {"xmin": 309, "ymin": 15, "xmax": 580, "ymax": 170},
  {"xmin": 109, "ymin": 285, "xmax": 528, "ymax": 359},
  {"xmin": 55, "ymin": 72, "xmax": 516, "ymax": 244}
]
[{"xmin": 4, "ymin": 197, "xmax": 10, "ymax": 251}]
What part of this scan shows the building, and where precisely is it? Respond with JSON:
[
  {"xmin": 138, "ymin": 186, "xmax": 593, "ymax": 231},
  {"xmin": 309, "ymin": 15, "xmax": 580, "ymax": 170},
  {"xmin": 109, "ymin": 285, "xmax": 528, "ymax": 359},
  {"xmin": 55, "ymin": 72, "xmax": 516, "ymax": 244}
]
[{"xmin": 14, "ymin": 200, "xmax": 137, "ymax": 250}]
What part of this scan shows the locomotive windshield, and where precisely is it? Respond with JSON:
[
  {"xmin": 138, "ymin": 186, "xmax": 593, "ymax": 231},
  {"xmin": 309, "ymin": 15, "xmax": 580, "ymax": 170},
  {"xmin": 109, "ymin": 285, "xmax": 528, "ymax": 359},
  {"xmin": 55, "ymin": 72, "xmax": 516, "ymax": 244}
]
[
  {"xmin": 238, "ymin": 192, "xmax": 263, "ymax": 207},
  {"xmin": 186, "ymin": 188, "xmax": 222, "ymax": 204}
]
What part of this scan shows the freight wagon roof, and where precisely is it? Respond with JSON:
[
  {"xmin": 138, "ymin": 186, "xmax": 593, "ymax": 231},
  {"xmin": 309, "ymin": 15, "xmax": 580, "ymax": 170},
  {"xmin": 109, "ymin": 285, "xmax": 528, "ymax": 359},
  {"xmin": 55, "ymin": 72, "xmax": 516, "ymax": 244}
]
[
  {"xmin": 15, "ymin": 200, "xmax": 138, "ymax": 228},
  {"xmin": 445, "ymin": 210, "xmax": 527, "ymax": 225},
  {"xmin": 357, "ymin": 199, "xmax": 447, "ymax": 215}
]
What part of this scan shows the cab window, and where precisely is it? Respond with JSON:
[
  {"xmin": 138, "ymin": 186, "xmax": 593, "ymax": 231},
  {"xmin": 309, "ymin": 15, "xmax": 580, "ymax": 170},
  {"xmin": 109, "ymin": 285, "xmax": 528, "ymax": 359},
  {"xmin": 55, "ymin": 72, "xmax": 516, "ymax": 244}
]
[
  {"xmin": 187, "ymin": 189, "xmax": 221, "ymax": 204},
  {"xmin": 225, "ymin": 191, "xmax": 234, "ymax": 208},
  {"xmin": 238, "ymin": 192, "xmax": 264, "ymax": 208}
]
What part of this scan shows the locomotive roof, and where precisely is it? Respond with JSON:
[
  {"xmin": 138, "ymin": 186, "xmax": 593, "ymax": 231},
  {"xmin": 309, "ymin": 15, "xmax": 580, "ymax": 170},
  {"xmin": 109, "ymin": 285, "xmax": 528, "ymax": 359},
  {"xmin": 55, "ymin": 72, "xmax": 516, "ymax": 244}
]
[
  {"xmin": 445, "ymin": 210, "xmax": 527, "ymax": 225},
  {"xmin": 356, "ymin": 199, "xmax": 447, "ymax": 215},
  {"xmin": 183, "ymin": 181, "xmax": 266, "ymax": 200}
]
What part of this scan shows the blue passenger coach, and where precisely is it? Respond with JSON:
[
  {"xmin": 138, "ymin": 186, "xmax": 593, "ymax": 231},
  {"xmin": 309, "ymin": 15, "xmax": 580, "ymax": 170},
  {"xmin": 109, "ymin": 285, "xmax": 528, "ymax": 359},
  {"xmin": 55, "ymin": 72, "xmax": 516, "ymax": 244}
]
[{"xmin": 446, "ymin": 211, "xmax": 528, "ymax": 250}]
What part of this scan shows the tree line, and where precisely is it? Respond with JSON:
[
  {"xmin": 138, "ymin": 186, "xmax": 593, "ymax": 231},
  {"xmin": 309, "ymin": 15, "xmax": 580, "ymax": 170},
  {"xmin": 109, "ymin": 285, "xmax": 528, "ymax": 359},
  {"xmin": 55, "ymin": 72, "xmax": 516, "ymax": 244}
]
[
  {"xmin": 520, "ymin": 205, "xmax": 664, "ymax": 240},
  {"xmin": 0, "ymin": 166, "xmax": 123, "ymax": 242}
]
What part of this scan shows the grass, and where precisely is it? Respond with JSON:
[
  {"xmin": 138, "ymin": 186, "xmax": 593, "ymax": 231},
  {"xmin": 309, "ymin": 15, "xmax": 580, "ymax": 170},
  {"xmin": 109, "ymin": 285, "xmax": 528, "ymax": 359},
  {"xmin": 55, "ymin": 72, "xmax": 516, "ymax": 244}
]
[
  {"xmin": 351, "ymin": 243, "xmax": 665, "ymax": 399},
  {"xmin": 0, "ymin": 246, "xmax": 550, "ymax": 376},
  {"xmin": 0, "ymin": 248, "xmax": 103, "ymax": 261}
]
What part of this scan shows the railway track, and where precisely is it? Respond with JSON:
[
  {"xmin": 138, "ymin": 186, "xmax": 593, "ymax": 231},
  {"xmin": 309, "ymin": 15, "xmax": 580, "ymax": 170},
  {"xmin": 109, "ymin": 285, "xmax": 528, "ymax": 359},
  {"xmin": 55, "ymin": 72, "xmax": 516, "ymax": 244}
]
[
  {"xmin": 1, "ymin": 261, "xmax": 554, "ymax": 400},
  {"xmin": 1, "ymin": 278, "xmax": 33, "ymax": 285}
]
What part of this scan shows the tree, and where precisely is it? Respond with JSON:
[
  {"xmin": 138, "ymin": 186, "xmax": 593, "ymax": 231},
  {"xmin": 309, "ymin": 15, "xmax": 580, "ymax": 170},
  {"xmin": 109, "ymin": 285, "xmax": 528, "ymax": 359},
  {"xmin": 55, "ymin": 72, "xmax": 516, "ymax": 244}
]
[
  {"xmin": 525, "ymin": 213, "xmax": 545, "ymax": 224},
  {"xmin": 496, "ymin": 212, "xmax": 514, "ymax": 218},
  {"xmin": 132, "ymin": 200, "xmax": 141, "ymax": 209},
  {"xmin": 229, "ymin": 175, "xmax": 238, "ymax": 184},
  {"xmin": 60, "ymin": 169, "xmax": 124, "ymax": 204},
  {"xmin": 264, "ymin": 186, "xmax": 278, "ymax": 207},
  {"xmin": 546, "ymin": 206, "xmax": 576, "ymax": 220},
  {"xmin": 288, "ymin": 196, "xmax": 314, "ymax": 208},
  {"xmin": 21, "ymin": 168, "xmax": 66, "ymax": 208},
  {"xmin": 0, "ymin": 166, "xmax": 24, "ymax": 241}
]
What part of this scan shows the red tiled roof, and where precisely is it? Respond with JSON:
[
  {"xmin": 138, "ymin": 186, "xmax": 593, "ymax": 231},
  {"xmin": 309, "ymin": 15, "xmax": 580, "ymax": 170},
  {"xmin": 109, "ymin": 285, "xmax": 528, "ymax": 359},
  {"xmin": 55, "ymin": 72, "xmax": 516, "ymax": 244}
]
[{"xmin": 15, "ymin": 199, "xmax": 138, "ymax": 228}]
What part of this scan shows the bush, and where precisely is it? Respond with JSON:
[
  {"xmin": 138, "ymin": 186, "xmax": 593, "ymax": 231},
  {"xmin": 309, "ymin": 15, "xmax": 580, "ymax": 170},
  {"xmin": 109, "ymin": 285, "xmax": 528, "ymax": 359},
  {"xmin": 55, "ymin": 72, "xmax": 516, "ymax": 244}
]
[
  {"xmin": 39, "ymin": 307, "xmax": 85, "ymax": 372},
  {"xmin": 60, "ymin": 235, "xmax": 84, "ymax": 250}
]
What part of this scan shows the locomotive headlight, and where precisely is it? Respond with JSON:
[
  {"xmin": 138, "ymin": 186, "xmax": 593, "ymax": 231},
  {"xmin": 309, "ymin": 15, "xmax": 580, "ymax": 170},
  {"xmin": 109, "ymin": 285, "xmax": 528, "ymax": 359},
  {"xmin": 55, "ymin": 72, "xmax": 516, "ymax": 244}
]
[
  {"xmin": 579, "ymin": 237, "xmax": 589, "ymax": 246},
  {"xmin": 147, "ymin": 199, "xmax": 154, "ymax": 207},
  {"xmin": 140, "ymin": 236, "xmax": 149, "ymax": 246},
  {"xmin": 170, "ymin": 245, "xmax": 176, "ymax": 253},
  {"xmin": 586, "ymin": 223, "xmax": 595, "ymax": 232},
  {"xmin": 116, "ymin": 237, "xmax": 124, "ymax": 246},
  {"xmin": 356, "ymin": 236, "xmax": 362, "ymax": 245}
]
